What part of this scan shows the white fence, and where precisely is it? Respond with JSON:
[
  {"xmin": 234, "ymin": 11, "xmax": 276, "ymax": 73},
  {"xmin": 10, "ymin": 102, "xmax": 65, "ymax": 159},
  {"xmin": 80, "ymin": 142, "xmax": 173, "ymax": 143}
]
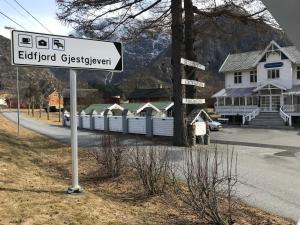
[
  {"xmin": 109, "ymin": 116, "xmax": 123, "ymax": 132},
  {"xmin": 63, "ymin": 112, "xmax": 206, "ymax": 138},
  {"xmin": 128, "ymin": 117, "xmax": 146, "ymax": 134},
  {"xmin": 153, "ymin": 117, "xmax": 173, "ymax": 137},
  {"xmin": 82, "ymin": 115, "xmax": 91, "ymax": 129},
  {"xmin": 94, "ymin": 115, "xmax": 105, "ymax": 130}
]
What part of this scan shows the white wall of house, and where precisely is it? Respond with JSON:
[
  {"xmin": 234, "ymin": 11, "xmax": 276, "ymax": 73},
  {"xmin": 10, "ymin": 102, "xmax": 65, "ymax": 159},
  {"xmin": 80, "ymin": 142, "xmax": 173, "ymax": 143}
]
[
  {"xmin": 225, "ymin": 70, "xmax": 257, "ymax": 89},
  {"xmin": 257, "ymin": 56, "xmax": 293, "ymax": 89},
  {"xmin": 292, "ymin": 64, "xmax": 300, "ymax": 85}
]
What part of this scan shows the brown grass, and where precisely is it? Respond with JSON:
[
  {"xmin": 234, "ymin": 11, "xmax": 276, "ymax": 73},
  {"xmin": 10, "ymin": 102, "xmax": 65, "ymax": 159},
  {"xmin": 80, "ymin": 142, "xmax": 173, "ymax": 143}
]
[
  {"xmin": 20, "ymin": 109, "xmax": 62, "ymax": 126},
  {"xmin": 0, "ymin": 114, "xmax": 294, "ymax": 225}
]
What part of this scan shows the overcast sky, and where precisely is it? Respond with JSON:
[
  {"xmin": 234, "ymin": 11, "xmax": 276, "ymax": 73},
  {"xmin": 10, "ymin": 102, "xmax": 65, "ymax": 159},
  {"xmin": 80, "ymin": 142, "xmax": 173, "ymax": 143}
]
[{"xmin": 0, "ymin": 0, "xmax": 72, "ymax": 39}]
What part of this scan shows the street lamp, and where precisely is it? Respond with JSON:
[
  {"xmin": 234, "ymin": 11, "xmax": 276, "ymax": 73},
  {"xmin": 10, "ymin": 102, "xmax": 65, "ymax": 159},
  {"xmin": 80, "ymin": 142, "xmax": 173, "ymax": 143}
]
[{"xmin": 5, "ymin": 26, "xmax": 20, "ymax": 136}]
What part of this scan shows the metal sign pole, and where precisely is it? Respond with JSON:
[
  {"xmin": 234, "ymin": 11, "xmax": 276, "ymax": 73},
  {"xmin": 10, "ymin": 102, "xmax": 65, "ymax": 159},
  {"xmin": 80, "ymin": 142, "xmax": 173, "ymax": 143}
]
[
  {"xmin": 68, "ymin": 69, "xmax": 81, "ymax": 193},
  {"xmin": 16, "ymin": 67, "xmax": 20, "ymax": 136}
]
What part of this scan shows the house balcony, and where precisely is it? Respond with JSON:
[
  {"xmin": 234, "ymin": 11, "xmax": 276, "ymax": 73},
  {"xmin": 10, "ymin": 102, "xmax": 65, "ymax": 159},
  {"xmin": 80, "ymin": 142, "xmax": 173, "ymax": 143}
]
[
  {"xmin": 215, "ymin": 105, "xmax": 259, "ymax": 115},
  {"xmin": 282, "ymin": 104, "xmax": 300, "ymax": 114}
]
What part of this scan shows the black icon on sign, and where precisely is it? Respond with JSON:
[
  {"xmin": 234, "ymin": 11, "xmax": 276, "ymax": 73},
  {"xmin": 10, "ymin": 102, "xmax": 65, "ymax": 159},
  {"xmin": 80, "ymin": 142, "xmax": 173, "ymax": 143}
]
[
  {"xmin": 18, "ymin": 34, "xmax": 33, "ymax": 48},
  {"xmin": 21, "ymin": 37, "xmax": 31, "ymax": 44},
  {"xmin": 36, "ymin": 36, "xmax": 49, "ymax": 49},
  {"xmin": 38, "ymin": 40, "xmax": 47, "ymax": 46},
  {"xmin": 52, "ymin": 38, "xmax": 65, "ymax": 51}
]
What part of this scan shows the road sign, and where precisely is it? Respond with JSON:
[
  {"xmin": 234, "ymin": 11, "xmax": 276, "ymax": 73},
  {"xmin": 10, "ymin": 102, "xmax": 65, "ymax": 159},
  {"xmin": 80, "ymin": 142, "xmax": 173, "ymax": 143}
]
[
  {"xmin": 181, "ymin": 58, "xmax": 205, "ymax": 70},
  {"xmin": 11, "ymin": 30, "xmax": 123, "ymax": 71},
  {"xmin": 182, "ymin": 98, "xmax": 205, "ymax": 104},
  {"xmin": 181, "ymin": 79, "xmax": 205, "ymax": 87}
]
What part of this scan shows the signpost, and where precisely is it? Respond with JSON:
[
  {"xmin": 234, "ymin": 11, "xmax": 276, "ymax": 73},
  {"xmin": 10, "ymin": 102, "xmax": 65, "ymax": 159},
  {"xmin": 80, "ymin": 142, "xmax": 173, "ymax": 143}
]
[
  {"xmin": 182, "ymin": 98, "xmax": 205, "ymax": 104},
  {"xmin": 181, "ymin": 78, "xmax": 205, "ymax": 87},
  {"xmin": 181, "ymin": 57, "xmax": 205, "ymax": 70},
  {"xmin": 11, "ymin": 30, "xmax": 123, "ymax": 194}
]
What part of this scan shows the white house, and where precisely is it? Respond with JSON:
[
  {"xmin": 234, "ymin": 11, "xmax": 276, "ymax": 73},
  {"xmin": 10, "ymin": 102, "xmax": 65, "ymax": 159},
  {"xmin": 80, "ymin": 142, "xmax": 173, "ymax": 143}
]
[{"xmin": 212, "ymin": 40, "xmax": 300, "ymax": 127}]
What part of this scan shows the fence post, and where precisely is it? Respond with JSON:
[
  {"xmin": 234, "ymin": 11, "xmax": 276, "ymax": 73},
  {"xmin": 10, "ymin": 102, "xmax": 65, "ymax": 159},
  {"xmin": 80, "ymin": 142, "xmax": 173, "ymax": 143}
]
[
  {"xmin": 90, "ymin": 110, "xmax": 97, "ymax": 130},
  {"xmin": 146, "ymin": 108, "xmax": 153, "ymax": 137},
  {"xmin": 104, "ymin": 109, "xmax": 110, "ymax": 132},
  {"xmin": 63, "ymin": 110, "xmax": 68, "ymax": 126},
  {"xmin": 79, "ymin": 110, "xmax": 85, "ymax": 129},
  {"xmin": 188, "ymin": 122, "xmax": 196, "ymax": 146},
  {"xmin": 122, "ymin": 109, "xmax": 129, "ymax": 134}
]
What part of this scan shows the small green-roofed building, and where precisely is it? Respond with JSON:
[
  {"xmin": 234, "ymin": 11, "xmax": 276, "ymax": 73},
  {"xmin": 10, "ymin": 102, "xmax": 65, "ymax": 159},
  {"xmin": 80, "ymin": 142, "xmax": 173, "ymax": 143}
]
[
  {"xmin": 151, "ymin": 101, "xmax": 174, "ymax": 111},
  {"xmin": 82, "ymin": 103, "xmax": 123, "ymax": 115},
  {"xmin": 120, "ymin": 102, "xmax": 160, "ymax": 116}
]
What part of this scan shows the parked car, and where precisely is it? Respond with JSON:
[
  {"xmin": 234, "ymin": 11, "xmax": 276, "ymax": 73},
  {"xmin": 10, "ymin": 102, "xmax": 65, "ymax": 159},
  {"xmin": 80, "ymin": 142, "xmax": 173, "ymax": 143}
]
[{"xmin": 207, "ymin": 121, "xmax": 222, "ymax": 131}]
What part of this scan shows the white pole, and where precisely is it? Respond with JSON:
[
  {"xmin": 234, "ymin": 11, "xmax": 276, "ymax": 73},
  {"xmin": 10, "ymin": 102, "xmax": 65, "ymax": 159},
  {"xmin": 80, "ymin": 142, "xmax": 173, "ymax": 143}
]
[
  {"xmin": 16, "ymin": 67, "xmax": 20, "ymax": 136},
  {"xmin": 68, "ymin": 69, "xmax": 81, "ymax": 193}
]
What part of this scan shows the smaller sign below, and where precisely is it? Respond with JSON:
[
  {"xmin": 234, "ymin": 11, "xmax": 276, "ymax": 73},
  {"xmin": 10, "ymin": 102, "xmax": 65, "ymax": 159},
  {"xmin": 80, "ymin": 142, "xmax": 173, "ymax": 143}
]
[
  {"xmin": 181, "ymin": 79, "xmax": 205, "ymax": 87},
  {"xmin": 181, "ymin": 58, "xmax": 205, "ymax": 70},
  {"xmin": 182, "ymin": 98, "xmax": 205, "ymax": 105}
]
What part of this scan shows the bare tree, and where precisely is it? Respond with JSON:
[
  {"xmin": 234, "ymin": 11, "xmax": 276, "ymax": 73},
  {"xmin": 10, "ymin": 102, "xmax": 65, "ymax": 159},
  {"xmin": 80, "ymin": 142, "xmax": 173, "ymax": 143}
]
[
  {"xmin": 56, "ymin": 0, "xmax": 271, "ymax": 146},
  {"xmin": 172, "ymin": 146, "xmax": 238, "ymax": 225}
]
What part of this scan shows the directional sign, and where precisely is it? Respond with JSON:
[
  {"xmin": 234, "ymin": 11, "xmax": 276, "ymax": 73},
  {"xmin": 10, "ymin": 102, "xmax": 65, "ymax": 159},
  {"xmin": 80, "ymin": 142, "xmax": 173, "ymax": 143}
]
[
  {"xmin": 11, "ymin": 30, "xmax": 123, "ymax": 71},
  {"xmin": 181, "ymin": 58, "xmax": 205, "ymax": 70},
  {"xmin": 181, "ymin": 79, "xmax": 205, "ymax": 87},
  {"xmin": 182, "ymin": 98, "xmax": 205, "ymax": 104}
]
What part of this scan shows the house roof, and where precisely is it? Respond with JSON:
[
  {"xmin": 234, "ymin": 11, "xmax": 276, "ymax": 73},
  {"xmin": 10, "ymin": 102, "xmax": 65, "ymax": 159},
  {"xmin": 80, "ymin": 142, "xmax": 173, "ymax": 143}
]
[
  {"xmin": 151, "ymin": 101, "xmax": 174, "ymax": 111},
  {"xmin": 212, "ymin": 87, "xmax": 256, "ymax": 98},
  {"xmin": 128, "ymin": 88, "xmax": 171, "ymax": 100},
  {"xmin": 286, "ymin": 85, "xmax": 300, "ymax": 95},
  {"xmin": 120, "ymin": 102, "xmax": 160, "ymax": 113},
  {"xmin": 82, "ymin": 104, "xmax": 122, "ymax": 114},
  {"xmin": 219, "ymin": 41, "xmax": 300, "ymax": 73}
]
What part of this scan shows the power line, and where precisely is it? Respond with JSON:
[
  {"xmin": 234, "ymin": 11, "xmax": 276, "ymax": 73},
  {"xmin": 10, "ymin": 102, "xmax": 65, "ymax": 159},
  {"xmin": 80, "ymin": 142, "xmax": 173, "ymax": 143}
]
[
  {"xmin": 0, "ymin": 10, "xmax": 26, "ymax": 30},
  {"xmin": 3, "ymin": 0, "xmax": 36, "ymax": 27},
  {"xmin": 13, "ymin": 0, "xmax": 52, "ymax": 34}
]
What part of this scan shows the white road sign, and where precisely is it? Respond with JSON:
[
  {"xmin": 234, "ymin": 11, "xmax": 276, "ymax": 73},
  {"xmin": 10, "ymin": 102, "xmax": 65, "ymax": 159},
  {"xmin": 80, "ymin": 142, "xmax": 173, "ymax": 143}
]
[
  {"xmin": 181, "ymin": 79, "xmax": 205, "ymax": 87},
  {"xmin": 182, "ymin": 98, "xmax": 205, "ymax": 104},
  {"xmin": 11, "ymin": 30, "xmax": 123, "ymax": 71},
  {"xmin": 181, "ymin": 58, "xmax": 205, "ymax": 70}
]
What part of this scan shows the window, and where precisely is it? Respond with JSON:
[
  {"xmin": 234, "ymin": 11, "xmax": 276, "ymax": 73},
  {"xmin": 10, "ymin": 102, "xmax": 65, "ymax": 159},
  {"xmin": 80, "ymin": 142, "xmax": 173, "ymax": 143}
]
[
  {"xmin": 297, "ymin": 67, "xmax": 300, "ymax": 80},
  {"xmin": 234, "ymin": 72, "xmax": 242, "ymax": 84},
  {"xmin": 225, "ymin": 97, "xmax": 232, "ymax": 106},
  {"xmin": 247, "ymin": 97, "xmax": 253, "ymax": 105},
  {"xmin": 250, "ymin": 70, "xmax": 257, "ymax": 83},
  {"xmin": 267, "ymin": 69, "xmax": 280, "ymax": 79}
]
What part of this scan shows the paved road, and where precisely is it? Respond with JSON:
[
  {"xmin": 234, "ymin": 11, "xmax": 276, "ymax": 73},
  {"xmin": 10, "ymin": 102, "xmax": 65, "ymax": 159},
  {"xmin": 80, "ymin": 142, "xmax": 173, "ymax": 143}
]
[{"xmin": 2, "ymin": 112, "xmax": 300, "ymax": 222}]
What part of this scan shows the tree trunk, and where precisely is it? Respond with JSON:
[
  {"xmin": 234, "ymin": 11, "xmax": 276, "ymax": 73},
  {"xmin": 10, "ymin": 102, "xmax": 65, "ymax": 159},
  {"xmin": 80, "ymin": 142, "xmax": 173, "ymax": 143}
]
[
  {"xmin": 171, "ymin": 0, "xmax": 188, "ymax": 146},
  {"xmin": 47, "ymin": 103, "xmax": 50, "ymax": 120},
  {"xmin": 184, "ymin": 0, "xmax": 197, "ymax": 116},
  {"xmin": 58, "ymin": 93, "xmax": 61, "ymax": 122},
  {"xmin": 31, "ymin": 98, "xmax": 35, "ymax": 117},
  {"xmin": 27, "ymin": 102, "xmax": 30, "ymax": 115},
  {"xmin": 39, "ymin": 103, "xmax": 42, "ymax": 118}
]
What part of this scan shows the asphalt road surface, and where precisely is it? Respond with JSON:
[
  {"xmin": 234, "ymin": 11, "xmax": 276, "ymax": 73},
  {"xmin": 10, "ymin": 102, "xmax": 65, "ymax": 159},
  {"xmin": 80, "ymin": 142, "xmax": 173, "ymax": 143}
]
[{"xmin": 2, "ymin": 111, "xmax": 300, "ymax": 222}]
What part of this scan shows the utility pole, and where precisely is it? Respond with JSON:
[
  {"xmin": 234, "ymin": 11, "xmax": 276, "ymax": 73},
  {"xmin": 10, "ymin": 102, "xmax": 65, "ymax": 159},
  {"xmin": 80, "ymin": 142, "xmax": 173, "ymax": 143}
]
[
  {"xmin": 184, "ymin": 0, "xmax": 197, "ymax": 116},
  {"xmin": 171, "ymin": 0, "xmax": 188, "ymax": 146}
]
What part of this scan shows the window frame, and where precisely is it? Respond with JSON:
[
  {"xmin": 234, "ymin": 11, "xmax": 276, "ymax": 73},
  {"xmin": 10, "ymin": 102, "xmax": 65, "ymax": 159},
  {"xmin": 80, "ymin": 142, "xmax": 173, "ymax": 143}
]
[
  {"xmin": 297, "ymin": 66, "xmax": 300, "ymax": 80},
  {"xmin": 234, "ymin": 71, "xmax": 242, "ymax": 84},
  {"xmin": 267, "ymin": 69, "xmax": 280, "ymax": 79},
  {"xmin": 250, "ymin": 70, "xmax": 257, "ymax": 83}
]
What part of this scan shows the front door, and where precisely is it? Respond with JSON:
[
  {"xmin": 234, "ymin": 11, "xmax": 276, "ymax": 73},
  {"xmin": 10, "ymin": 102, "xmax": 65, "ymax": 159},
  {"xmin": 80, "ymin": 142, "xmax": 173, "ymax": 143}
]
[{"xmin": 260, "ymin": 95, "xmax": 281, "ymax": 112}]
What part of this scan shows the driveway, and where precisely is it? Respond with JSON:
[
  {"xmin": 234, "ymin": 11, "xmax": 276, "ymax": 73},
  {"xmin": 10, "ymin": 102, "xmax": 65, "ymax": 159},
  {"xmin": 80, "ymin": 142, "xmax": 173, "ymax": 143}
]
[{"xmin": 2, "ymin": 111, "xmax": 300, "ymax": 222}]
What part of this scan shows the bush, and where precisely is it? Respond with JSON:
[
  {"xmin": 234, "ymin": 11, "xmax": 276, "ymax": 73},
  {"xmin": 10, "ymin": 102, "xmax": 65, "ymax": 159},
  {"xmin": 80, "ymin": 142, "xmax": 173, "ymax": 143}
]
[
  {"xmin": 89, "ymin": 135, "xmax": 128, "ymax": 178},
  {"xmin": 172, "ymin": 146, "xmax": 238, "ymax": 225},
  {"xmin": 131, "ymin": 145, "xmax": 170, "ymax": 196}
]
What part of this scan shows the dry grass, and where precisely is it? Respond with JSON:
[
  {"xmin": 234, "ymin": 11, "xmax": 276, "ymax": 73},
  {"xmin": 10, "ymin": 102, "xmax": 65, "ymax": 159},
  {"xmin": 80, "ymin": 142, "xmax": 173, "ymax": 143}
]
[
  {"xmin": 20, "ymin": 109, "xmax": 62, "ymax": 126},
  {"xmin": 0, "ymin": 114, "xmax": 295, "ymax": 225}
]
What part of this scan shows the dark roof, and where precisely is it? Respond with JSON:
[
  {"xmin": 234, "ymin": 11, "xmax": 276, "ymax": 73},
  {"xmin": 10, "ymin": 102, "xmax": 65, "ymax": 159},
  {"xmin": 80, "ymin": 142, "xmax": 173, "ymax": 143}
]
[{"xmin": 128, "ymin": 88, "xmax": 171, "ymax": 100}]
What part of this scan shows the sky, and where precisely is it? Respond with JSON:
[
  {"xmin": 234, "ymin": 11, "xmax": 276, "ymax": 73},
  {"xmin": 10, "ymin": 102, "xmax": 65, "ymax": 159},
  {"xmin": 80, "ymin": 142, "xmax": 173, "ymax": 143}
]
[{"xmin": 0, "ymin": 0, "xmax": 72, "ymax": 39}]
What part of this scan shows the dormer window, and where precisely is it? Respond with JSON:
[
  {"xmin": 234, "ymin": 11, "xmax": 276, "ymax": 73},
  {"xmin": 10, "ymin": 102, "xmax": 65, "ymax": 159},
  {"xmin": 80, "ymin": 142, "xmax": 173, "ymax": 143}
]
[
  {"xmin": 234, "ymin": 72, "xmax": 242, "ymax": 84},
  {"xmin": 250, "ymin": 70, "xmax": 257, "ymax": 83}
]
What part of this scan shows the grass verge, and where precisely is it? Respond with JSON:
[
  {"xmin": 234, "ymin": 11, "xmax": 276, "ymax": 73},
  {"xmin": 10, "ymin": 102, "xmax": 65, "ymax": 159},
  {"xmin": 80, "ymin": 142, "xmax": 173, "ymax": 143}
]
[{"xmin": 0, "ymin": 114, "xmax": 294, "ymax": 225}]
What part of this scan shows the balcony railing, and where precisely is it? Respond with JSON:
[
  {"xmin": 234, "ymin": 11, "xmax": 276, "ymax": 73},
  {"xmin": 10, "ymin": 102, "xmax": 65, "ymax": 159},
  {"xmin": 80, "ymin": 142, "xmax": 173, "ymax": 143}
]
[
  {"xmin": 282, "ymin": 105, "xmax": 300, "ymax": 113},
  {"xmin": 215, "ymin": 105, "xmax": 259, "ymax": 115}
]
